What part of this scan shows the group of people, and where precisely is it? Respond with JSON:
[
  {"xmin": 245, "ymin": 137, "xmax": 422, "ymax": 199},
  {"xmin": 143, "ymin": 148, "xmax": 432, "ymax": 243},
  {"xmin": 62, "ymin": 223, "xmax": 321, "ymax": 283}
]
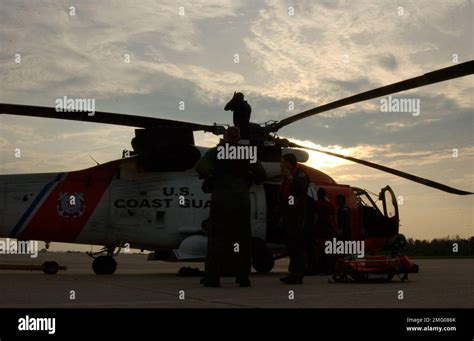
[{"xmin": 194, "ymin": 92, "xmax": 352, "ymax": 287}]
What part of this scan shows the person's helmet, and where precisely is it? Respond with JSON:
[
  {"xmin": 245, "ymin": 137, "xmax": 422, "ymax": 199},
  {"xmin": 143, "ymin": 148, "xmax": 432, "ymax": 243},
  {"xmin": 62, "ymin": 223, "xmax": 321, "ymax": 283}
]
[
  {"xmin": 224, "ymin": 126, "xmax": 241, "ymax": 143},
  {"xmin": 233, "ymin": 92, "xmax": 244, "ymax": 101}
]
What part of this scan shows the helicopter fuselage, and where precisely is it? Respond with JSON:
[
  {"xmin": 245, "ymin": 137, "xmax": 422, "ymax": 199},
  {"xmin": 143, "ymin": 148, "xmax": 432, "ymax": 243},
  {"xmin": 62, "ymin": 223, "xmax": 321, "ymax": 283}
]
[{"xmin": 0, "ymin": 147, "xmax": 399, "ymax": 265}]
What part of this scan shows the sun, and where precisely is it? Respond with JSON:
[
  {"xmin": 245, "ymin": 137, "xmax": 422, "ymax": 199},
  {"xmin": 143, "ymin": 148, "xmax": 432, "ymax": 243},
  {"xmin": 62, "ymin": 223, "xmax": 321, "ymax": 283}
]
[{"xmin": 287, "ymin": 137, "xmax": 352, "ymax": 171}]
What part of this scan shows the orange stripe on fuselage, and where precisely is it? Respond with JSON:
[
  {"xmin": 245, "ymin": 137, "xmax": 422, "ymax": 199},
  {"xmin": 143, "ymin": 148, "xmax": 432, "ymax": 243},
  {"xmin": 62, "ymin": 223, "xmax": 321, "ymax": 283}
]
[{"xmin": 18, "ymin": 162, "xmax": 118, "ymax": 243}]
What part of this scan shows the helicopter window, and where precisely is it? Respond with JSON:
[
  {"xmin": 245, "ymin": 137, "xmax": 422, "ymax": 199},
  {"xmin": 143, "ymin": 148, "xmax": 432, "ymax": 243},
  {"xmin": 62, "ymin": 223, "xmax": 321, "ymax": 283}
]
[
  {"xmin": 383, "ymin": 191, "xmax": 396, "ymax": 218},
  {"xmin": 354, "ymin": 188, "xmax": 388, "ymax": 237},
  {"xmin": 358, "ymin": 195, "xmax": 373, "ymax": 207},
  {"xmin": 381, "ymin": 188, "xmax": 397, "ymax": 219},
  {"xmin": 358, "ymin": 192, "xmax": 382, "ymax": 215}
]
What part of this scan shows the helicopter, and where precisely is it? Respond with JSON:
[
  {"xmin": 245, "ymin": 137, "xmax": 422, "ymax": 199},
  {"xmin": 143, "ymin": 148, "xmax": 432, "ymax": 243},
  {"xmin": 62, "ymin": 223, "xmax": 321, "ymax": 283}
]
[{"xmin": 0, "ymin": 60, "xmax": 472, "ymax": 275}]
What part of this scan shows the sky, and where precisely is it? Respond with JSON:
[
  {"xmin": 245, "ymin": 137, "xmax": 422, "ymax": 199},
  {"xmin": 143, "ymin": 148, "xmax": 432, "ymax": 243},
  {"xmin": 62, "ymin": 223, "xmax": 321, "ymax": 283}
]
[{"xmin": 0, "ymin": 0, "xmax": 473, "ymax": 245}]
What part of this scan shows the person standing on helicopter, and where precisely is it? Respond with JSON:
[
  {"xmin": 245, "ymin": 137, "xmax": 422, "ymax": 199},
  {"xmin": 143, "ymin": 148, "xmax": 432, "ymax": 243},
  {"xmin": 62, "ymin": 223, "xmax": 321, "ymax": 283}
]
[{"xmin": 224, "ymin": 92, "xmax": 251, "ymax": 139}]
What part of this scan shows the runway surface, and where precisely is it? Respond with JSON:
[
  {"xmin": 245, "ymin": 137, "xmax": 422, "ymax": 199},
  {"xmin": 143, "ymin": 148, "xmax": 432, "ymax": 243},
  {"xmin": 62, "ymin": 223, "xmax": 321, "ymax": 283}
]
[{"xmin": 0, "ymin": 253, "xmax": 472, "ymax": 308}]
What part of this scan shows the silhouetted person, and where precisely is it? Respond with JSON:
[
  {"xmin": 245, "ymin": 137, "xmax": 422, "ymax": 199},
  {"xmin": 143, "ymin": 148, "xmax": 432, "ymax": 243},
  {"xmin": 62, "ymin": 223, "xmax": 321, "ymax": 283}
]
[
  {"xmin": 314, "ymin": 188, "xmax": 337, "ymax": 273},
  {"xmin": 278, "ymin": 153, "xmax": 309, "ymax": 284},
  {"xmin": 336, "ymin": 194, "xmax": 352, "ymax": 241},
  {"xmin": 196, "ymin": 126, "xmax": 266, "ymax": 287},
  {"xmin": 224, "ymin": 92, "xmax": 251, "ymax": 139}
]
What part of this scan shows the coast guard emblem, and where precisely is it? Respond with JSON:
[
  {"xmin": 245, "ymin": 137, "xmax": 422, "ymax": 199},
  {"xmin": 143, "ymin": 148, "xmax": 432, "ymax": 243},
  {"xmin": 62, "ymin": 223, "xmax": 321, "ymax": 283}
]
[{"xmin": 57, "ymin": 192, "xmax": 85, "ymax": 218}]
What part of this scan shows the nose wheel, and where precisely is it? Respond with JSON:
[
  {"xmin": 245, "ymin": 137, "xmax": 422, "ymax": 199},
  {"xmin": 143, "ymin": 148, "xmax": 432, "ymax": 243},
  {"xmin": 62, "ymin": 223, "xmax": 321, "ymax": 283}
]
[
  {"xmin": 92, "ymin": 256, "xmax": 117, "ymax": 275},
  {"xmin": 88, "ymin": 245, "xmax": 120, "ymax": 275}
]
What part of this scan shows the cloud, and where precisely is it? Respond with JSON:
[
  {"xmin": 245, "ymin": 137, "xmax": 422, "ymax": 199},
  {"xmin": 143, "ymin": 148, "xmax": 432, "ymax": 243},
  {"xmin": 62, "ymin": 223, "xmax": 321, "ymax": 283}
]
[
  {"xmin": 241, "ymin": 0, "xmax": 472, "ymax": 109},
  {"xmin": 326, "ymin": 77, "xmax": 379, "ymax": 94},
  {"xmin": 0, "ymin": 0, "xmax": 471, "ymax": 241},
  {"xmin": 0, "ymin": 0, "xmax": 246, "ymax": 99},
  {"xmin": 379, "ymin": 118, "xmax": 442, "ymax": 133},
  {"xmin": 378, "ymin": 54, "xmax": 398, "ymax": 70}
]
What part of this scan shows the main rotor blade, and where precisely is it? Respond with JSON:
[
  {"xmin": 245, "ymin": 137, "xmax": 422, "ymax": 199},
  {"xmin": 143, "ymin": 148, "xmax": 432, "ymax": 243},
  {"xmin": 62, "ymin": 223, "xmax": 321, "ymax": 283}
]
[
  {"xmin": 289, "ymin": 141, "xmax": 473, "ymax": 195},
  {"xmin": 0, "ymin": 103, "xmax": 218, "ymax": 132},
  {"xmin": 274, "ymin": 60, "xmax": 474, "ymax": 131}
]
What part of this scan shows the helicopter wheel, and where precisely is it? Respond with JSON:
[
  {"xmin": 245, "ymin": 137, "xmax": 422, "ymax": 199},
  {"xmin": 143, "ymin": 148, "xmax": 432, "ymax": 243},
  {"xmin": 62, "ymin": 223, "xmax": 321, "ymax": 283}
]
[
  {"xmin": 42, "ymin": 261, "xmax": 60, "ymax": 275},
  {"xmin": 92, "ymin": 256, "xmax": 117, "ymax": 275}
]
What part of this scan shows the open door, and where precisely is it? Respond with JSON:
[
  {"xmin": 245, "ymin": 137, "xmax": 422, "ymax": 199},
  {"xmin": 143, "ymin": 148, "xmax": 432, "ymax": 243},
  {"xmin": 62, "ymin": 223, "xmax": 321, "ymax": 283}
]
[
  {"xmin": 353, "ymin": 186, "xmax": 399, "ymax": 238},
  {"xmin": 379, "ymin": 185, "xmax": 399, "ymax": 235}
]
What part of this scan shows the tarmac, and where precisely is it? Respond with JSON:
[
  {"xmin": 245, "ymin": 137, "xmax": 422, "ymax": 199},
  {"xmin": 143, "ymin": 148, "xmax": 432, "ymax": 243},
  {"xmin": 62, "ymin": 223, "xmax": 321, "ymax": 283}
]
[{"xmin": 0, "ymin": 253, "xmax": 472, "ymax": 308}]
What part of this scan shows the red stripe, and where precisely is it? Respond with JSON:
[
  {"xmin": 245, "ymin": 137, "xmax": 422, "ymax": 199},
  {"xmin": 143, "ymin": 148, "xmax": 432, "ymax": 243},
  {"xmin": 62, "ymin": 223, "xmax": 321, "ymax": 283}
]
[{"xmin": 19, "ymin": 162, "xmax": 118, "ymax": 242}]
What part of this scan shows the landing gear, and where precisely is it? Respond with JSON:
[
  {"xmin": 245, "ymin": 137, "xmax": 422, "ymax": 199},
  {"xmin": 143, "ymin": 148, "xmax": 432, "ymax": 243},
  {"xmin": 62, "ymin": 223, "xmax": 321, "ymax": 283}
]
[
  {"xmin": 92, "ymin": 256, "xmax": 117, "ymax": 275},
  {"xmin": 88, "ymin": 245, "xmax": 120, "ymax": 275},
  {"xmin": 252, "ymin": 238, "xmax": 274, "ymax": 273}
]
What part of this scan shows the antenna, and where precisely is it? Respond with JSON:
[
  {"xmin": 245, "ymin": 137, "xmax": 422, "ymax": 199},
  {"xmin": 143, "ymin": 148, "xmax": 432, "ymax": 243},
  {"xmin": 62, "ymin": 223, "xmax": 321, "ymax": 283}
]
[{"xmin": 89, "ymin": 156, "xmax": 100, "ymax": 165}]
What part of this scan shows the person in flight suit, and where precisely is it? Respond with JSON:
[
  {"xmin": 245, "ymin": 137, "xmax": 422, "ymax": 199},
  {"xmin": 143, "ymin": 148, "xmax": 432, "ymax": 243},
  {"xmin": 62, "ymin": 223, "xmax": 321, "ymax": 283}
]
[
  {"xmin": 314, "ymin": 188, "xmax": 337, "ymax": 273},
  {"xmin": 278, "ymin": 153, "xmax": 310, "ymax": 285},
  {"xmin": 336, "ymin": 194, "xmax": 352, "ymax": 241},
  {"xmin": 195, "ymin": 126, "xmax": 266, "ymax": 287},
  {"xmin": 224, "ymin": 92, "xmax": 252, "ymax": 139}
]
